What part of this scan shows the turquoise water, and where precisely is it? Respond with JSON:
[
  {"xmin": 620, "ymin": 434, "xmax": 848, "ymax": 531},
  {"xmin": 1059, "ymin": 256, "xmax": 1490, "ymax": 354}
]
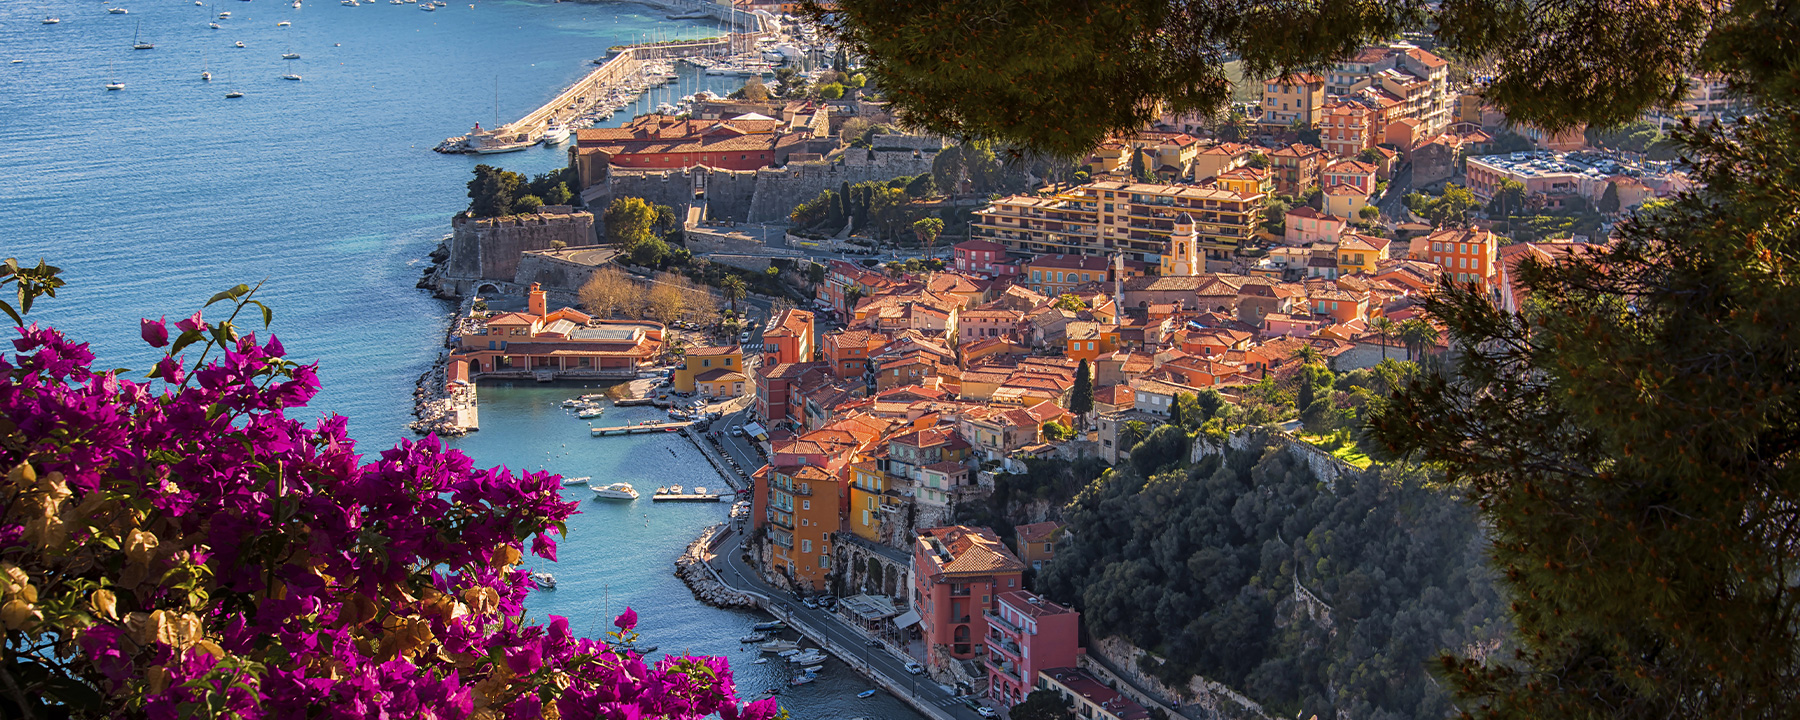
[{"xmin": 2, "ymin": 1, "xmax": 919, "ymax": 715}]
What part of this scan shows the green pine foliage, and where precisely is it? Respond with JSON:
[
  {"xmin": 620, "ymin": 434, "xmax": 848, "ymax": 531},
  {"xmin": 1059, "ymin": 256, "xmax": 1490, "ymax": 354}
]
[{"xmin": 1039, "ymin": 442, "xmax": 1507, "ymax": 719}]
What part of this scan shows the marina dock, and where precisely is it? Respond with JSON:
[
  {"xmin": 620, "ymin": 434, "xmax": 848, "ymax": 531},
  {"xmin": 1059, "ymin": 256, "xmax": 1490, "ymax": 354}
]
[
  {"xmin": 591, "ymin": 421, "xmax": 691, "ymax": 436},
  {"xmin": 652, "ymin": 492, "xmax": 730, "ymax": 503}
]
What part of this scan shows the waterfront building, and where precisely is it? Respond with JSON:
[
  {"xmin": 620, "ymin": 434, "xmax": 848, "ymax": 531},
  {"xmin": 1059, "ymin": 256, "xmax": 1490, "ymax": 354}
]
[
  {"xmin": 765, "ymin": 463, "xmax": 845, "ymax": 590},
  {"xmin": 762, "ymin": 307, "xmax": 816, "ymax": 366},
  {"xmin": 1033, "ymin": 668, "xmax": 1151, "ymax": 720},
  {"xmin": 972, "ymin": 180, "xmax": 1264, "ymax": 271},
  {"xmin": 985, "ymin": 591, "xmax": 1081, "ymax": 711},
  {"xmin": 911, "ymin": 526, "xmax": 1026, "ymax": 673},
  {"xmin": 672, "ymin": 345, "xmax": 745, "ymax": 396},
  {"xmin": 847, "ymin": 457, "xmax": 900, "ymax": 543},
  {"xmin": 450, "ymin": 284, "xmax": 663, "ymax": 378}
]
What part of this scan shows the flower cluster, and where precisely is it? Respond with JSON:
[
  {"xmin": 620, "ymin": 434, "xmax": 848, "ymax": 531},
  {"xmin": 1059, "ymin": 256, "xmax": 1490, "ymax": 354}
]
[{"xmin": 0, "ymin": 286, "xmax": 779, "ymax": 720}]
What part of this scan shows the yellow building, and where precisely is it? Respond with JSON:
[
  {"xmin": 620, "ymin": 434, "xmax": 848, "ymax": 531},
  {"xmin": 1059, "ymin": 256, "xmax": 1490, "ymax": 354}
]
[
  {"xmin": 1261, "ymin": 73, "xmax": 1326, "ymax": 126},
  {"xmin": 672, "ymin": 345, "xmax": 744, "ymax": 395},
  {"xmin": 1211, "ymin": 166, "xmax": 1273, "ymax": 197},
  {"xmin": 1336, "ymin": 233, "xmax": 1391, "ymax": 275},
  {"xmin": 973, "ymin": 180, "xmax": 1264, "ymax": 273},
  {"xmin": 847, "ymin": 458, "xmax": 894, "ymax": 543}
]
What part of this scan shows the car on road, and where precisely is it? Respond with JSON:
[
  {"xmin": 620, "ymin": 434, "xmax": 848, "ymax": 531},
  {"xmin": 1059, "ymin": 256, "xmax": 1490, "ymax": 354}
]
[
  {"xmin": 865, "ymin": 638, "xmax": 881, "ymax": 647},
  {"xmin": 802, "ymin": 598, "xmax": 818, "ymax": 609},
  {"xmin": 739, "ymin": 331, "xmax": 752, "ymax": 343},
  {"xmin": 976, "ymin": 707, "xmax": 997, "ymax": 718},
  {"xmin": 904, "ymin": 662, "xmax": 924, "ymax": 675},
  {"xmin": 732, "ymin": 427, "xmax": 745, "ymax": 437}
]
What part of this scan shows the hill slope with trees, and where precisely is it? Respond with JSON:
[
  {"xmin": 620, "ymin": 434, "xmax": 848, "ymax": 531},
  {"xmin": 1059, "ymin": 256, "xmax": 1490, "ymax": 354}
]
[{"xmin": 1039, "ymin": 437, "xmax": 1506, "ymax": 720}]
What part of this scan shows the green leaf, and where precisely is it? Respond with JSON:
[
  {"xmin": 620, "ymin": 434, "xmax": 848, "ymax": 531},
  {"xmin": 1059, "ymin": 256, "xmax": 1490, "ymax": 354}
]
[
  {"xmin": 206, "ymin": 284, "xmax": 252, "ymax": 307},
  {"xmin": 169, "ymin": 329, "xmax": 207, "ymax": 357}
]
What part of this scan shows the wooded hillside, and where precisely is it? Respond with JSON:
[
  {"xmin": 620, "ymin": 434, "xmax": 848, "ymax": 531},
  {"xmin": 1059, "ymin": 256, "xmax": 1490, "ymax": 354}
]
[{"xmin": 1039, "ymin": 439, "xmax": 1506, "ymax": 719}]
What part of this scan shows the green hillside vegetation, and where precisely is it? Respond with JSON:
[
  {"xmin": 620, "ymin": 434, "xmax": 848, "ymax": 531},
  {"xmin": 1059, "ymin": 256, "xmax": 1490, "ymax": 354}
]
[{"xmin": 1039, "ymin": 440, "xmax": 1506, "ymax": 720}]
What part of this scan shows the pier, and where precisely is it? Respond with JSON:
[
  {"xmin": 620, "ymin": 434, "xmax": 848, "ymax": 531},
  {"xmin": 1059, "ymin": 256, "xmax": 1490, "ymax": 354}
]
[
  {"xmin": 590, "ymin": 421, "xmax": 691, "ymax": 436},
  {"xmin": 651, "ymin": 492, "xmax": 730, "ymax": 502},
  {"xmin": 437, "ymin": 18, "xmax": 775, "ymax": 153}
]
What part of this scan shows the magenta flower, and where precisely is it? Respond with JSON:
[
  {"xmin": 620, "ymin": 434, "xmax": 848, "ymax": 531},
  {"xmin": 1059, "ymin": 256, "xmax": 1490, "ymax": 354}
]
[
  {"xmin": 174, "ymin": 310, "xmax": 206, "ymax": 333},
  {"xmin": 140, "ymin": 317, "xmax": 169, "ymax": 347},
  {"xmin": 615, "ymin": 607, "xmax": 639, "ymax": 632}
]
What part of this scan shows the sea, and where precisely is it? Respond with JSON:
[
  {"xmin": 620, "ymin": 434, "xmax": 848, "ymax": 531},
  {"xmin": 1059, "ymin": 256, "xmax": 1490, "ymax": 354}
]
[{"xmin": 0, "ymin": 1, "xmax": 917, "ymax": 716}]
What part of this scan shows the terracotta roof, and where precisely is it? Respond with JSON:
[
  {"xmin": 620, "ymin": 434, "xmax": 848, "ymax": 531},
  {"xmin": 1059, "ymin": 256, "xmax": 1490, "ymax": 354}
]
[
  {"xmin": 692, "ymin": 368, "xmax": 744, "ymax": 382},
  {"xmin": 918, "ymin": 526, "xmax": 1026, "ymax": 578},
  {"xmin": 687, "ymin": 345, "xmax": 741, "ymax": 356},
  {"xmin": 1015, "ymin": 521, "xmax": 1064, "ymax": 545}
]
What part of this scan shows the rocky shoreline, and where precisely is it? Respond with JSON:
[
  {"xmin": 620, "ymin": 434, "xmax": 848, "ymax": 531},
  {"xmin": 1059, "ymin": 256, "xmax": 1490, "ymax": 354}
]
[
  {"xmin": 409, "ymin": 296, "xmax": 479, "ymax": 437},
  {"xmin": 676, "ymin": 523, "xmax": 758, "ymax": 609}
]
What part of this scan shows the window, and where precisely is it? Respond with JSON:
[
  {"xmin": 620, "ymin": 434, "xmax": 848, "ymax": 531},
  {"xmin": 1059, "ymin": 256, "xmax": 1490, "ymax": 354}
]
[
  {"xmin": 801, "ymin": 539, "xmax": 811, "ymax": 553},
  {"xmin": 701, "ymin": 359, "xmax": 711, "ymax": 367},
  {"xmin": 802, "ymin": 499, "xmax": 810, "ymax": 510}
]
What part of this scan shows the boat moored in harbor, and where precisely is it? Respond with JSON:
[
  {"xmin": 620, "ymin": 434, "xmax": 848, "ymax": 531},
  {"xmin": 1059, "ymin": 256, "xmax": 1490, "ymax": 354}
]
[{"xmin": 592, "ymin": 482, "xmax": 639, "ymax": 500}]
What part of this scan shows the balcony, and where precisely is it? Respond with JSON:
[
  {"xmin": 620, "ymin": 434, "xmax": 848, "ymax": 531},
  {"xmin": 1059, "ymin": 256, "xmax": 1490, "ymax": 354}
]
[
  {"xmin": 984, "ymin": 609, "xmax": 1022, "ymax": 636},
  {"xmin": 984, "ymin": 655, "xmax": 1022, "ymax": 682}
]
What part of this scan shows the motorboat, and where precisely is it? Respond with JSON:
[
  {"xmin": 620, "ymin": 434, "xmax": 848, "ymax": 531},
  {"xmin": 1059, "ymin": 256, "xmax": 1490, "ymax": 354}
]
[
  {"xmin": 210, "ymin": 22, "xmax": 220, "ymax": 28},
  {"xmin": 857, "ymin": 689, "xmax": 877, "ymax": 698},
  {"xmin": 692, "ymin": 486, "xmax": 708, "ymax": 496},
  {"xmin": 529, "ymin": 571, "xmax": 556, "ymax": 590},
  {"xmin": 225, "ymin": 90, "xmax": 243, "ymax": 98},
  {"xmin": 421, "ymin": 3, "xmax": 434, "ymax": 9},
  {"xmin": 756, "ymin": 639, "xmax": 799, "ymax": 652},
  {"xmin": 788, "ymin": 649, "xmax": 826, "ymax": 664},
  {"xmin": 739, "ymin": 632, "xmax": 767, "ymax": 643},
  {"xmin": 801, "ymin": 664, "xmax": 823, "ymax": 674},
  {"xmin": 789, "ymin": 674, "xmax": 814, "ymax": 686},
  {"xmin": 561, "ymin": 475, "xmax": 591, "ymax": 486},
  {"xmin": 751, "ymin": 657, "xmax": 768, "ymax": 664},
  {"xmin": 777, "ymin": 649, "xmax": 800, "ymax": 658},
  {"xmin": 576, "ymin": 408, "xmax": 604, "ymax": 419},
  {"xmin": 341, "ymin": 0, "xmax": 358, "ymax": 5},
  {"xmin": 109, "ymin": 7, "xmax": 130, "ymax": 13},
  {"xmin": 235, "ymin": 41, "xmax": 245, "ymax": 47},
  {"xmin": 539, "ymin": 122, "xmax": 570, "ymax": 145},
  {"xmin": 43, "ymin": 17, "xmax": 60, "ymax": 24},
  {"xmin": 282, "ymin": 51, "xmax": 300, "ymax": 58},
  {"xmin": 219, "ymin": 11, "xmax": 231, "ymax": 17},
  {"xmin": 277, "ymin": 20, "xmax": 291, "ymax": 26},
  {"xmin": 752, "ymin": 620, "xmax": 787, "ymax": 632},
  {"xmin": 202, "ymin": 70, "xmax": 211, "ymax": 81},
  {"xmin": 106, "ymin": 81, "xmax": 125, "ymax": 91},
  {"xmin": 592, "ymin": 482, "xmax": 639, "ymax": 501},
  {"xmin": 281, "ymin": 73, "xmax": 302, "ymax": 80}
]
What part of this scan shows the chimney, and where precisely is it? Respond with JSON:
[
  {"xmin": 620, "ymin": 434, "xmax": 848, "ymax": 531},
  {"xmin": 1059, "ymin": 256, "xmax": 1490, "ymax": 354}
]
[{"xmin": 528, "ymin": 282, "xmax": 547, "ymax": 318}]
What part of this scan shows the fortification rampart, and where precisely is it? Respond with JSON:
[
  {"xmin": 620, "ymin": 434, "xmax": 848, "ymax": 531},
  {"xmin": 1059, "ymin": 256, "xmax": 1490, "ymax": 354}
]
[{"xmin": 444, "ymin": 208, "xmax": 594, "ymax": 285}]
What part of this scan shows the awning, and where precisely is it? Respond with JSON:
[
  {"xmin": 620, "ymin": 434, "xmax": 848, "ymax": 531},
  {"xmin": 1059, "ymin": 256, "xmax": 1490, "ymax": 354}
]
[
  {"xmin": 892, "ymin": 609, "xmax": 922, "ymax": 629},
  {"xmin": 742, "ymin": 422, "xmax": 767, "ymax": 437}
]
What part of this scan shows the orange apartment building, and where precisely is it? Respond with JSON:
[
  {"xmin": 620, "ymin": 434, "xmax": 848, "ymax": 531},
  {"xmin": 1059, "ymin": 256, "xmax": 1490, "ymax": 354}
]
[
  {"xmin": 912, "ymin": 526, "xmax": 1026, "ymax": 672},
  {"xmin": 1260, "ymin": 73, "xmax": 1326, "ymax": 126},
  {"xmin": 824, "ymin": 329, "xmax": 886, "ymax": 380},
  {"xmin": 1321, "ymin": 99, "xmax": 1380, "ymax": 159},
  {"xmin": 1268, "ymin": 143, "xmax": 1327, "ymax": 197},
  {"xmin": 1421, "ymin": 227, "xmax": 1499, "ymax": 291},
  {"xmin": 764, "ymin": 463, "xmax": 845, "ymax": 590}
]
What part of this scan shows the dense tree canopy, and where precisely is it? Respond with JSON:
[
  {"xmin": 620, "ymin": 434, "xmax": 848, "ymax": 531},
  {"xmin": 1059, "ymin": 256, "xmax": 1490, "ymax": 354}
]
[
  {"xmin": 1040, "ymin": 439, "xmax": 1505, "ymax": 719},
  {"xmin": 803, "ymin": 0, "xmax": 1772, "ymax": 156}
]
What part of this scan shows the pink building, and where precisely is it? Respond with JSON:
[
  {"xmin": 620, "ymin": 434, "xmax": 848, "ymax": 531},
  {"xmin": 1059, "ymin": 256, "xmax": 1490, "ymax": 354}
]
[
  {"xmin": 912, "ymin": 526, "xmax": 1026, "ymax": 673},
  {"xmin": 953, "ymin": 239, "xmax": 1017, "ymax": 278},
  {"xmin": 985, "ymin": 591, "xmax": 1081, "ymax": 710}
]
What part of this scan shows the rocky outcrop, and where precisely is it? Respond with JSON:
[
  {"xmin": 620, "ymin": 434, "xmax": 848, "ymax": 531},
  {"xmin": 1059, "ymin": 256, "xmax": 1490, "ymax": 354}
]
[{"xmin": 676, "ymin": 524, "xmax": 758, "ymax": 609}]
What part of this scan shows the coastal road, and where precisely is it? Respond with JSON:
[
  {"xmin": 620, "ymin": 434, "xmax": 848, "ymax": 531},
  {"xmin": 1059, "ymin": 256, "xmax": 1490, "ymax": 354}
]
[
  {"xmin": 1377, "ymin": 162, "xmax": 1414, "ymax": 221},
  {"xmin": 710, "ymin": 531, "xmax": 988, "ymax": 720}
]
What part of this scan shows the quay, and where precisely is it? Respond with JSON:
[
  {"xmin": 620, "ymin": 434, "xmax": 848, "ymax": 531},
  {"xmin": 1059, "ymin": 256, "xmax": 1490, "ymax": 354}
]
[
  {"xmin": 590, "ymin": 421, "xmax": 690, "ymax": 436},
  {"xmin": 437, "ymin": 17, "xmax": 775, "ymax": 153},
  {"xmin": 650, "ymin": 492, "xmax": 730, "ymax": 503}
]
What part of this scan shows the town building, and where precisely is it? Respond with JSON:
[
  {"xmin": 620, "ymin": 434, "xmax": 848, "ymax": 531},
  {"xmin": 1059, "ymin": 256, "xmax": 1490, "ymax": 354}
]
[
  {"xmin": 1268, "ymin": 144, "xmax": 1327, "ymax": 197},
  {"xmin": 1014, "ymin": 521, "xmax": 1063, "ymax": 571},
  {"xmin": 1021, "ymin": 255, "xmax": 1116, "ymax": 297},
  {"xmin": 451, "ymin": 284, "xmax": 663, "ymax": 378},
  {"xmin": 1420, "ymin": 227, "xmax": 1499, "ymax": 291},
  {"xmin": 764, "ymin": 463, "xmax": 844, "ymax": 590},
  {"xmin": 985, "ymin": 591, "xmax": 1082, "ymax": 710},
  {"xmin": 912, "ymin": 526, "xmax": 1027, "ymax": 671},
  {"xmin": 1260, "ymin": 73, "xmax": 1326, "ymax": 126},
  {"xmin": 973, "ymin": 180, "xmax": 1264, "ymax": 271},
  {"xmin": 952, "ymin": 239, "xmax": 1017, "ymax": 278},
  {"xmin": 570, "ymin": 113, "xmax": 812, "ymax": 185},
  {"xmin": 1284, "ymin": 206, "xmax": 1348, "ymax": 246},
  {"xmin": 672, "ymin": 345, "xmax": 745, "ymax": 396},
  {"xmin": 1320, "ymin": 98, "xmax": 1381, "ymax": 158},
  {"xmin": 1034, "ymin": 668, "xmax": 1151, "ymax": 720}
]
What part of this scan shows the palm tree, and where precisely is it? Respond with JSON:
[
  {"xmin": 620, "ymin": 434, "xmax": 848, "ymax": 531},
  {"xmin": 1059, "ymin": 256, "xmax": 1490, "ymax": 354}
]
[
  {"xmin": 1291, "ymin": 344, "xmax": 1322, "ymax": 367},
  {"xmin": 1369, "ymin": 317, "xmax": 1397, "ymax": 361},
  {"xmin": 1399, "ymin": 319, "xmax": 1439, "ymax": 361},
  {"xmin": 720, "ymin": 275, "xmax": 747, "ymax": 314}
]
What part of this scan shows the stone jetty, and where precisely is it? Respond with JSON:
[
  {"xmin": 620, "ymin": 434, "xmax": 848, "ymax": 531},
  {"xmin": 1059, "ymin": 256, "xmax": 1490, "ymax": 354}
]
[{"xmin": 676, "ymin": 523, "xmax": 757, "ymax": 609}]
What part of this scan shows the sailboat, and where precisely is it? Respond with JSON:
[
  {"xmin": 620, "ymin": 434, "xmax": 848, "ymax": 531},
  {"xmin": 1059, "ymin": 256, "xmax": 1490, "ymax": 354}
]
[
  {"xmin": 132, "ymin": 20, "xmax": 154, "ymax": 49},
  {"xmin": 467, "ymin": 77, "xmax": 532, "ymax": 154},
  {"xmin": 201, "ymin": 56, "xmax": 212, "ymax": 81},
  {"xmin": 105, "ymin": 63, "xmax": 124, "ymax": 91},
  {"xmin": 282, "ymin": 47, "xmax": 300, "ymax": 59},
  {"xmin": 42, "ymin": 17, "xmax": 60, "ymax": 24}
]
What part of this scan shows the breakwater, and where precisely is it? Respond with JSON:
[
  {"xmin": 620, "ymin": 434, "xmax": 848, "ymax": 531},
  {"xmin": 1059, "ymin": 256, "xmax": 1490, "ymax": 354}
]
[{"xmin": 676, "ymin": 523, "xmax": 759, "ymax": 609}]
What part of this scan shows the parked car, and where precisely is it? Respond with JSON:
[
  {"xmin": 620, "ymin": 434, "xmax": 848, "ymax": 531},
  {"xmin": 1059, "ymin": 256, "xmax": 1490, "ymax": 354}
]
[
  {"xmin": 739, "ymin": 331, "xmax": 752, "ymax": 343},
  {"xmin": 865, "ymin": 638, "xmax": 881, "ymax": 647},
  {"xmin": 904, "ymin": 662, "xmax": 924, "ymax": 675},
  {"xmin": 732, "ymin": 427, "xmax": 745, "ymax": 437},
  {"xmin": 976, "ymin": 707, "xmax": 997, "ymax": 718},
  {"xmin": 802, "ymin": 598, "xmax": 818, "ymax": 609}
]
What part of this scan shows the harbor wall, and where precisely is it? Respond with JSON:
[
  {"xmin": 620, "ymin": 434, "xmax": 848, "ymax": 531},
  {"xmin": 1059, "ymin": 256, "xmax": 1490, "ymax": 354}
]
[
  {"xmin": 592, "ymin": 138, "xmax": 944, "ymax": 229},
  {"xmin": 444, "ymin": 208, "xmax": 595, "ymax": 284}
]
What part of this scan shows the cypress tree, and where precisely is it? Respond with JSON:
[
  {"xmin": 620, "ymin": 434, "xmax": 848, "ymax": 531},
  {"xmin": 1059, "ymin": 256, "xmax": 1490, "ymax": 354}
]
[{"xmin": 1071, "ymin": 359, "xmax": 1094, "ymax": 422}]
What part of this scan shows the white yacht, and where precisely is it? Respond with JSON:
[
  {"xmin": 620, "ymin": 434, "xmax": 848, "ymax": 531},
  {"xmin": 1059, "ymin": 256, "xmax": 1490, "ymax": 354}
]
[
  {"xmin": 277, "ymin": 20, "xmax": 291, "ymax": 26},
  {"xmin": 592, "ymin": 482, "xmax": 640, "ymax": 500},
  {"xmin": 106, "ymin": 81, "xmax": 125, "ymax": 91},
  {"xmin": 281, "ymin": 73, "xmax": 302, "ymax": 80},
  {"xmin": 530, "ymin": 571, "xmax": 556, "ymax": 590},
  {"xmin": 210, "ymin": 22, "xmax": 220, "ymax": 28},
  {"xmin": 109, "ymin": 7, "xmax": 130, "ymax": 14},
  {"xmin": 235, "ymin": 41, "xmax": 245, "ymax": 47},
  {"xmin": 282, "ymin": 50, "xmax": 300, "ymax": 58},
  {"xmin": 43, "ymin": 17, "xmax": 61, "ymax": 24},
  {"xmin": 225, "ymin": 90, "xmax": 243, "ymax": 98},
  {"xmin": 219, "ymin": 11, "xmax": 231, "ymax": 17},
  {"xmin": 539, "ymin": 122, "xmax": 570, "ymax": 145},
  {"xmin": 561, "ymin": 475, "xmax": 592, "ymax": 486}
]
